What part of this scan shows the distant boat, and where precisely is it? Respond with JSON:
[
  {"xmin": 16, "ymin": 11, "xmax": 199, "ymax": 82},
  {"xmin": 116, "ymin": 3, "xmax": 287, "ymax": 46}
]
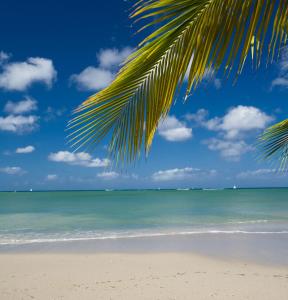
[
  {"xmin": 29, "ymin": 188, "xmax": 33, "ymax": 192},
  {"xmin": 177, "ymin": 188, "xmax": 190, "ymax": 191},
  {"xmin": 233, "ymin": 185, "xmax": 237, "ymax": 190}
]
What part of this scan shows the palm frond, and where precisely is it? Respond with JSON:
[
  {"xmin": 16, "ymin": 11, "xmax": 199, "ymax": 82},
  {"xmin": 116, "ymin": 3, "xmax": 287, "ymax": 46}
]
[
  {"xmin": 258, "ymin": 119, "xmax": 288, "ymax": 171},
  {"xmin": 68, "ymin": 0, "xmax": 288, "ymax": 164}
]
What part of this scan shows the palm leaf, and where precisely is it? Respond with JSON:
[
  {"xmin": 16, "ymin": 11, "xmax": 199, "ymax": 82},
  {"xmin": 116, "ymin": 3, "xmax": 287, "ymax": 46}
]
[
  {"xmin": 68, "ymin": 0, "xmax": 288, "ymax": 164},
  {"xmin": 258, "ymin": 119, "xmax": 288, "ymax": 171}
]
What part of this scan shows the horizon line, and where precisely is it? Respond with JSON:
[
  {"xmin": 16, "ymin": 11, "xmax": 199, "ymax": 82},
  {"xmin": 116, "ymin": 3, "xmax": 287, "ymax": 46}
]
[{"xmin": 1, "ymin": 186, "xmax": 288, "ymax": 193}]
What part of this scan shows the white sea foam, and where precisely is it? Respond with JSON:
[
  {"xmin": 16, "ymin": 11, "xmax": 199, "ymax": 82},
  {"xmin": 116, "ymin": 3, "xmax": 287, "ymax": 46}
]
[
  {"xmin": 226, "ymin": 220, "xmax": 269, "ymax": 224},
  {"xmin": 1, "ymin": 229, "xmax": 288, "ymax": 246}
]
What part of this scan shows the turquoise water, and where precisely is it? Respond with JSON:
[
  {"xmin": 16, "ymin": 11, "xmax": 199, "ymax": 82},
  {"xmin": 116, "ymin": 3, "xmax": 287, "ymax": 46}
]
[{"xmin": 0, "ymin": 189, "xmax": 288, "ymax": 246}]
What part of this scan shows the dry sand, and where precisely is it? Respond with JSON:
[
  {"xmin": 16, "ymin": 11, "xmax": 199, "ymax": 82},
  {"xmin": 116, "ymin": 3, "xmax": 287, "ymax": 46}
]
[{"xmin": 0, "ymin": 253, "xmax": 287, "ymax": 300}]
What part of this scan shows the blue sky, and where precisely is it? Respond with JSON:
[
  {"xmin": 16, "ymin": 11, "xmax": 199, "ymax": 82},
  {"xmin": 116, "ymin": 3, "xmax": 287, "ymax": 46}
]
[{"xmin": 0, "ymin": 0, "xmax": 287, "ymax": 191}]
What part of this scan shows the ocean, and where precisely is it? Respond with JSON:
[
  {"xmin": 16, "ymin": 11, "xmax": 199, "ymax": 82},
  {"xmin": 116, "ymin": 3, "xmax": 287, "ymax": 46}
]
[
  {"xmin": 0, "ymin": 188, "xmax": 288, "ymax": 244},
  {"xmin": 0, "ymin": 188, "xmax": 288, "ymax": 263}
]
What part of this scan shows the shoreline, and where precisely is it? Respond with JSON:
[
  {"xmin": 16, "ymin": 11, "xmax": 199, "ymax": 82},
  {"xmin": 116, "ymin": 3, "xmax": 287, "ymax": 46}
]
[
  {"xmin": 0, "ymin": 252, "xmax": 287, "ymax": 300},
  {"xmin": 1, "ymin": 233, "xmax": 288, "ymax": 267}
]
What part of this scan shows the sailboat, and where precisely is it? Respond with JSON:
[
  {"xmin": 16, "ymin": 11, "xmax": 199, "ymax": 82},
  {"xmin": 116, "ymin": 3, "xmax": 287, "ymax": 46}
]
[{"xmin": 233, "ymin": 185, "xmax": 237, "ymax": 190}]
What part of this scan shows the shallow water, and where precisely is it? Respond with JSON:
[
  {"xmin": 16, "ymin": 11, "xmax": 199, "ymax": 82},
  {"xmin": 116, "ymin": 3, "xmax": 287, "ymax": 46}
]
[{"xmin": 0, "ymin": 189, "xmax": 288, "ymax": 264}]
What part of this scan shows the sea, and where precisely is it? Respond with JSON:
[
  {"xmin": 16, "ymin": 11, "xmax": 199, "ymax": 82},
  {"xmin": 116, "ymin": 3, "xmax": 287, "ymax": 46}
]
[{"xmin": 0, "ymin": 188, "xmax": 288, "ymax": 264}]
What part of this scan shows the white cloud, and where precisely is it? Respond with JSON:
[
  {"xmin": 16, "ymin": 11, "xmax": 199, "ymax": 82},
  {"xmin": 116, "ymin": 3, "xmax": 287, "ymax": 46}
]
[
  {"xmin": 152, "ymin": 167, "xmax": 216, "ymax": 182},
  {"xmin": 205, "ymin": 106, "xmax": 273, "ymax": 139},
  {"xmin": 4, "ymin": 97, "xmax": 37, "ymax": 114},
  {"xmin": 97, "ymin": 171, "xmax": 119, "ymax": 180},
  {"xmin": 158, "ymin": 115, "xmax": 192, "ymax": 142},
  {"xmin": 71, "ymin": 47, "xmax": 132, "ymax": 91},
  {"xmin": 203, "ymin": 138, "xmax": 253, "ymax": 161},
  {"xmin": 185, "ymin": 109, "xmax": 209, "ymax": 124},
  {"xmin": 0, "ymin": 51, "xmax": 10, "ymax": 64},
  {"xmin": 98, "ymin": 47, "xmax": 132, "ymax": 68},
  {"xmin": 204, "ymin": 117, "xmax": 221, "ymax": 130},
  {"xmin": 237, "ymin": 169, "xmax": 277, "ymax": 178},
  {"xmin": 71, "ymin": 67, "xmax": 114, "ymax": 91},
  {"xmin": 186, "ymin": 106, "xmax": 272, "ymax": 161},
  {"xmin": 202, "ymin": 68, "xmax": 222, "ymax": 89},
  {"xmin": 46, "ymin": 174, "xmax": 58, "ymax": 181},
  {"xmin": 0, "ymin": 166, "xmax": 25, "ymax": 175},
  {"xmin": 271, "ymin": 77, "xmax": 288, "ymax": 88},
  {"xmin": 48, "ymin": 151, "xmax": 110, "ymax": 168},
  {"xmin": 271, "ymin": 47, "xmax": 288, "ymax": 89},
  {"xmin": 0, "ymin": 115, "xmax": 39, "ymax": 133},
  {"xmin": 16, "ymin": 145, "xmax": 35, "ymax": 154},
  {"xmin": 0, "ymin": 57, "xmax": 57, "ymax": 91},
  {"xmin": 0, "ymin": 97, "xmax": 39, "ymax": 134}
]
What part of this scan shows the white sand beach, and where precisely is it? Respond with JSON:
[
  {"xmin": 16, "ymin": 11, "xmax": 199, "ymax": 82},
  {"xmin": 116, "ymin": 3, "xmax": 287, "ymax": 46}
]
[{"xmin": 0, "ymin": 253, "xmax": 287, "ymax": 300}]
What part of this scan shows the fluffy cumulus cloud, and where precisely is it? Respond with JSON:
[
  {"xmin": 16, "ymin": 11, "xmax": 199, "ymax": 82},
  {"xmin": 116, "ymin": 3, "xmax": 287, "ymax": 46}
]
[
  {"xmin": 186, "ymin": 106, "xmax": 272, "ymax": 161},
  {"xmin": 158, "ymin": 115, "xmax": 192, "ymax": 142},
  {"xmin": 4, "ymin": 97, "xmax": 37, "ymax": 114},
  {"xmin": 71, "ymin": 47, "xmax": 132, "ymax": 91},
  {"xmin": 205, "ymin": 106, "xmax": 273, "ymax": 139},
  {"xmin": 48, "ymin": 151, "xmax": 110, "ymax": 168},
  {"xmin": 0, "ymin": 97, "xmax": 39, "ymax": 134},
  {"xmin": 0, "ymin": 115, "xmax": 39, "ymax": 133},
  {"xmin": 271, "ymin": 47, "xmax": 288, "ymax": 89},
  {"xmin": 97, "ymin": 171, "xmax": 119, "ymax": 180},
  {"xmin": 0, "ymin": 166, "xmax": 25, "ymax": 175},
  {"xmin": 97, "ymin": 48, "xmax": 132, "ymax": 69},
  {"xmin": 237, "ymin": 169, "xmax": 277, "ymax": 178},
  {"xmin": 189, "ymin": 106, "xmax": 272, "ymax": 139},
  {"xmin": 46, "ymin": 174, "xmax": 58, "ymax": 181},
  {"xmin": 16, "ymin": 145, "xmax": 35, "ymax": 154},
  {"xmin": 152, "ymin": 167, "xmax": 216, "ymax": 182},
  {"xmin": 203, "ymin": 138, "xmax": 253, "ymax": 161},
  {"xmin": 71, "ymin": 67, "xmax": 114, "ymax": 91},
  {"xmin": 0, "ymin": 55, "xmax": 57, "ymax": 91}
]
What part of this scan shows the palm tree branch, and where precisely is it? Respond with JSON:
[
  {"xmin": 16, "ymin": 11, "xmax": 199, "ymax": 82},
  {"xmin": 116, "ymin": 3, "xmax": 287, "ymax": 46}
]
[
  {"xmin": 69, "ymin": 0, "xmax": 288, "ymax": 164},
  {"xmin": 258, "ymin": 119, "xmax": 288, "ymax": 170}
]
